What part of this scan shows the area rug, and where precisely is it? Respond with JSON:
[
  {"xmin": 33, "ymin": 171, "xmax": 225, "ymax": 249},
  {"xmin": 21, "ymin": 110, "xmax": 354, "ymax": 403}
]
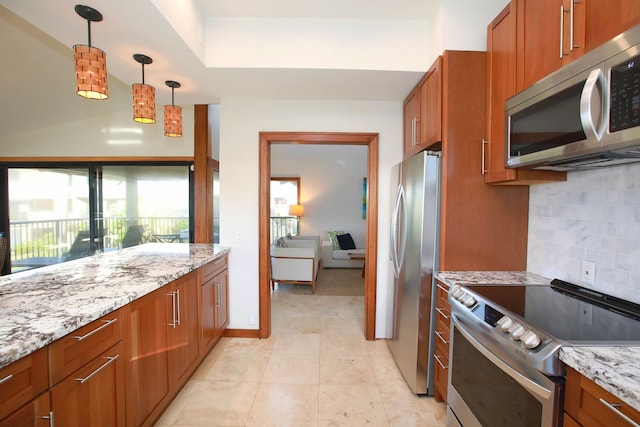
[{"xmin": 279, "ymin": 267, "xmax": 365, "ymax": 296}]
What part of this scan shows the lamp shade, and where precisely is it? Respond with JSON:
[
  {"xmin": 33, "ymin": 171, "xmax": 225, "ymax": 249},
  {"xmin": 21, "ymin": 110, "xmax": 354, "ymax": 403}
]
[
  {"xmin": 164, "ymin": 80, "xmax": 182, "ymax": 137},
  {"xmin": 289, "ymin": 204, "xmax": 304, "ymax": 217},
  {"xmin": 132, "ymin": 83, "xmax": 156, "ymax": 123},
  {"xmin": 73, "ymin": 5, "xmax": 108, "ymax": 100},
  {"xmin": 132, "ymin": 54, "xmax": 155, "ymax": 124}
]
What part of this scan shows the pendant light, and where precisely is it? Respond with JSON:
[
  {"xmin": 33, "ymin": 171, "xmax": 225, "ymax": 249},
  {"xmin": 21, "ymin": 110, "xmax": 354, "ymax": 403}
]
[
  {"xmin": 73, "ymin": 5, "xmax": 108, "ymax": 100},
  {"xmin": 132, "ymin": 54, "xmax": 156, "ymax": 124},
  {"xmin": 164, "ymin": 81, "xmax": 182, "ymax": 138}
]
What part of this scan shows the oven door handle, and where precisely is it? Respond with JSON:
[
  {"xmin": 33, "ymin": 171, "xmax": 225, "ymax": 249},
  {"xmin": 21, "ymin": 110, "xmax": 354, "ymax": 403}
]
[{"xmin": 452, "ymin": 314, "xmax": 553, "ymax": 401}]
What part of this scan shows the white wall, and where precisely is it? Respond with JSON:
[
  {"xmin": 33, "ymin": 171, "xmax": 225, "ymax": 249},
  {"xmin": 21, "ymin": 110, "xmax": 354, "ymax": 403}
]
[
  {"xmin": 219, "ymin": 99, "xmax": 402, "ymax": 336},
  {"xmin": 527, "ymin": 163, "xmax": 640, "ymax": 304},
  {"xmin": 271, "ymin": 144, "xmax": 368, "ymax": 243}
]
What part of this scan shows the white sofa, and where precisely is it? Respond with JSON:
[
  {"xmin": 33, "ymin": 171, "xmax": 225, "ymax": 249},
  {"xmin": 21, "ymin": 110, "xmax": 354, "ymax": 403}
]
[
  {"xmin": 269, "ymin": 236, "xmax": 321, "ymax": 293},
  {"xmin": 321, "ymin": 232, "xmax": 366, "ymax": 268}
]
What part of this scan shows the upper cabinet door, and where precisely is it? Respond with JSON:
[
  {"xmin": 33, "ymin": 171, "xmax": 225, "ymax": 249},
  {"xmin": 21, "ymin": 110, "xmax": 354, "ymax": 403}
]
[
  {"xmin": 420, "ymin": 56, "xmax": 443, "ymax": 148},
  {"xmin": 485, "ymin": 2, "xmax": 567, "ymax": 184},
  {"xmin": 403, "ymin": 87, "xmax": 421, "ymax": 158},
  {"xmin": 584, "ymin": 0, "xmax": 640, "ymax": 51}
]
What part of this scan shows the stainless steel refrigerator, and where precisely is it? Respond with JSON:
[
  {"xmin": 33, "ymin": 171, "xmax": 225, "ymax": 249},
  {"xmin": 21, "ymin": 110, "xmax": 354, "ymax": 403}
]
[{"xmin": 388, "ymin": 150, "xmax": 441, "ymax": 395}]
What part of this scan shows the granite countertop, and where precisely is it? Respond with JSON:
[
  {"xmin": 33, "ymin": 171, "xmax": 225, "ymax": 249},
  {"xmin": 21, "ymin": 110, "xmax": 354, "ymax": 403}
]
[
  {"xmin": 435, "ymin": 270, "xmax": 640, "ymax": 413},
  {"xmin": 0, "ymin": 243, "xmax": 230, "ymax": 370},
  {"xmin": 435, "ymin": 270, "xmax": 551, "ymax": 286},
  {"xmin": 560, "ymin": 347, "xmax": 640, "ymax": 412}
]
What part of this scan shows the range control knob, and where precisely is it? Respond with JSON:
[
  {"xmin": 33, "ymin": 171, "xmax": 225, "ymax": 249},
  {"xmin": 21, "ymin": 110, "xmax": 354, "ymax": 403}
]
[
  {"xmin": 462, "ymin": 294, "xmax": 477, "ymax": 307},
  {"xmin": 496, "ymin": 316, "xmax": 513, "ymax": 332},
  {"xmin": 508, "ymin": 323, "xmax": 525, "ymax": 340},
  {"xmin": 521, "ymin": 330, "xmax": 541, "ymax": 349},
  {"xmin": 449, "ymin": 285, "xmax": 461, "ymax": 296}
]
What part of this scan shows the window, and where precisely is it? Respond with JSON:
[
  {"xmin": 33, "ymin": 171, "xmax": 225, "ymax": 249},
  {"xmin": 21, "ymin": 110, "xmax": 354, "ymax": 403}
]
[
  {"xmin": 1, "ymin": 162, "xmax": 192, "ymax": 274},
  {"xmin": 270, "ymin": 177, "xmax": 300, "ymax": 240}
]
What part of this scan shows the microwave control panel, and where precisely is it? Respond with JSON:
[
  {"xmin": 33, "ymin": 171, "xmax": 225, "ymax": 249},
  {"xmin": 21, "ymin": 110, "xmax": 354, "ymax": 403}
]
[{"xmin": 610, "ymin": 54, "xmax": 640, "ymax": 133}]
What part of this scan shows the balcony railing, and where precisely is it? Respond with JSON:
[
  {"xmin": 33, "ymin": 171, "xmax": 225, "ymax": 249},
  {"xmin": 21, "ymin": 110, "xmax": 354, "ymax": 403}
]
[
  {"xmin": 9, "ymin": 217, "xmax": 189, "ymax": 271},
  {"xmin": 270, "ymin": 216, "xmax": 299, "ymax": 242}
]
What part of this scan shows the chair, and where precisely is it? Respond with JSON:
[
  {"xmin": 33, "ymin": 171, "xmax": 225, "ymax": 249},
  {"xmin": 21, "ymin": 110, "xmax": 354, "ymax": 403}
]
[
  {"xmin": 64, "ymin": 229, "xmax": 108, "ymax": 260},
  {"xmin": 269, "ymin": 237, "xmax": 320, "ymax": 293},
  {"xmin": 122, "ymin": 225, "xmax": 145, "ymax": 248}
]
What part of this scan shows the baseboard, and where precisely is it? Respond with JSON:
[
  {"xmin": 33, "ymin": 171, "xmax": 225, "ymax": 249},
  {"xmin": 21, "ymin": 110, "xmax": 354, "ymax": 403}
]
[{"xmin": 223, "ymin": 328, "xmax": 260, "ymax": 338}]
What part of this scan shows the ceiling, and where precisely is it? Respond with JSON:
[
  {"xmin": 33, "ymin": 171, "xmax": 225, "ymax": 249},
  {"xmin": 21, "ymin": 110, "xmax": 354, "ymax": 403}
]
[{"xmin": 0, "ymin": 0, "xmax": 434, "ymax": 139}]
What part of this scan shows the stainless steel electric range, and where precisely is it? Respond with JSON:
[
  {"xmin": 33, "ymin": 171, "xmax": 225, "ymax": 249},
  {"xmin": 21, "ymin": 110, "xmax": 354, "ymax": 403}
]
[{"xmin": 446, "ymin": 279, "xmax": 640, "ymax": 427}]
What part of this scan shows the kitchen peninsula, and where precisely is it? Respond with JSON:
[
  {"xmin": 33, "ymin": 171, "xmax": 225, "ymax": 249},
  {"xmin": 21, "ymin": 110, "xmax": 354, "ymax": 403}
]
[{"xmin": 0, "ymin": 243, "xmax": 230, "ymax": 426}]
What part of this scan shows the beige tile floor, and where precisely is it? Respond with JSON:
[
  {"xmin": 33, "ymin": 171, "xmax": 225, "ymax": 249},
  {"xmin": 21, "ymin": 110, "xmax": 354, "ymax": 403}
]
[{"xmin": 155, "ymin": 283, "xmax": 447, "ymax": 427}]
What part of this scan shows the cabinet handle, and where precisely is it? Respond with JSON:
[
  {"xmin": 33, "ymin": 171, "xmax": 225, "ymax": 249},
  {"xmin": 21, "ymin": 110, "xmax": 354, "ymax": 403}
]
[
  {"xmin": 434, "ymin": 354, "xmax": 448, "ymax": 370},
  {"xmin": 560, "ymin": 5, "xmax": 566, "ymax": 58},
  {"xmin": 435, "ymin": 306, "xmax": 450, "ymax": 320},
  {"xmin": 598, "ymin": 398, "xmax": 640, "ymax": 427},
  {"xmin": 481, "ymin": 139, "xmax": 488, "ymax": 175},
  {"xmin": 72, "ymin": 318, "xmax": 117, "ymax": 341},
  {"xmin": 435, "ymin": 330, "xmax": 449, "ymax": 345},
  {"xmin": 215, "ymin": 282, "xmax": 221, "ymax": 308},
  {"xmin": 570, "ymin": 0, "xmax": 580, "ymax": 51},
  {"xmin": 436, "ymin": 282, "xmax": 449, "ymax": 294},
  {"xmin": 0, "ymin": 373, "xmax": 13, "ymax": 385},
  {"xmin": 168, "ymin": 291, "xmax": 177, "ymax": 327},
  {"xmin": 74, "ymin": 355, "xmax": 119, "ymax": 384},
  {"xmin": 175, "ymin": 289, "xmax": 181, "ymax": 326},
  {"xmin": 42, "ymin": 411, "xmax": 55, "ymax": 427},
  {"xmin": 411, "ymin": 117, "xmax": 417, "ymax": 147}
]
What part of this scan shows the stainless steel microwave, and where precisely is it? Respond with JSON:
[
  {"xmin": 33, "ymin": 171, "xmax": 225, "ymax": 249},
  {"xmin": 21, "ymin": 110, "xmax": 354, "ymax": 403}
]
[{"xmin": 506, "ymin": 24, "xmax": 640, "ymax": 171}]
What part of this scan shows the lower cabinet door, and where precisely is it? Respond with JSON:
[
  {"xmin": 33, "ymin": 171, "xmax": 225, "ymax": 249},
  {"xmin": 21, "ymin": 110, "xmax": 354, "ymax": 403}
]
[
  {"xmin": 200, "ymin": 276, "xmax": 217, "ymax": 353},
  {"xmin": 0, "ymin": 392, "xmax": 51, "ymax": 427},
  {"xmin": 50, "ymin": 341, "xmax": 125, "ymax": 427}
]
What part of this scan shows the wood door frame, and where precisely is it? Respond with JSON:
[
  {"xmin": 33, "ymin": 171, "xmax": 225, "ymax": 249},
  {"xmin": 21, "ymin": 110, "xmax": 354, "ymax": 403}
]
[{"xmin": 258, "ymin": 131, "xmax": 379, "ymax": 340}]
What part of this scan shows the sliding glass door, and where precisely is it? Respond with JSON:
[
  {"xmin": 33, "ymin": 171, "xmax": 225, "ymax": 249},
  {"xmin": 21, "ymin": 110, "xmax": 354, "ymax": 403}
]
[{"xmin": 2, "ymin": 163, "xmax": 192, "ymax": 274}]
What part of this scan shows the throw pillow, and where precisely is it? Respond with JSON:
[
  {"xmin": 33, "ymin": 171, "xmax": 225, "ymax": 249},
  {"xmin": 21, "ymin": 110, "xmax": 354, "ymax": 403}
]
[
  {"xmin": 327, "ymin": 230, "xmax": 345, "ymax": 249},
  {"xmin": 336, "ymin": 233, "xmax": 356, "ymax": 250}
]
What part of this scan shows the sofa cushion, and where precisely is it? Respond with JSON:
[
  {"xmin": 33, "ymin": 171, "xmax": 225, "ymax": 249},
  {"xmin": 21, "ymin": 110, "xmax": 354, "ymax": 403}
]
[
  {"xmin": 336, "ymin": 233, "xmax": 356, "ymax": 250},
  {"xmin": 327, "ymin": 230, "xmax": 345, "ymax": 249}
]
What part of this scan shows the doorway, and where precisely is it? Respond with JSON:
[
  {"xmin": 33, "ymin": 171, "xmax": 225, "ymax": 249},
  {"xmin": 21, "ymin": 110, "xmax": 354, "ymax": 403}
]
[{"xmin": 258, "ymin": 132, "xmax": 379, "ymax": 340}]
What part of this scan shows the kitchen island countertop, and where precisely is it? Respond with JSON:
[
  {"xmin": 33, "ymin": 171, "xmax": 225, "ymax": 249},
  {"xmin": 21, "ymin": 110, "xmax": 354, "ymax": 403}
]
[
  {"xmin": 0, "ymin": 243, "xmax": 230, "ymax": 370},
  {"xmin": 435, "ymin": 270, "xmax": 640, "ymax": 413}
]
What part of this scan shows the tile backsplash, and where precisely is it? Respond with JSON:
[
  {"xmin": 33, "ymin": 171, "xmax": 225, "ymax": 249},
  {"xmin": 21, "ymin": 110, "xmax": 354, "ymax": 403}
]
[{"xmin": 527, "ymin": 163, "xmax": 640, "ymax": 304}]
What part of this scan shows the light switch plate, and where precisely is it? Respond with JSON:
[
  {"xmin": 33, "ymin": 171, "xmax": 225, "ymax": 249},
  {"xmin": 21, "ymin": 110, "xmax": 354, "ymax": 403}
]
[{"xmin": 581, "ymin": 260, "xmax": 595, "ymax": 285}]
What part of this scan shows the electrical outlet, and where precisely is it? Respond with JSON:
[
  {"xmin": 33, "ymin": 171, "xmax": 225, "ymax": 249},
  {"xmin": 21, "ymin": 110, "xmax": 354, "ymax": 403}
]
[
  {"xmin": 236, "ymin": 232, "xmax": 244, "ymax": 242},
  {"xmin": 581, "ymin": 261, "xmax": 595, "ymax": 285}
]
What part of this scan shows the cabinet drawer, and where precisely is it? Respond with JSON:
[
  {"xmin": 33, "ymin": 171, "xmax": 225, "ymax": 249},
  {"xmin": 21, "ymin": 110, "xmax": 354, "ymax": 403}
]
[
  {"xmin": 0, "ymin": 347, "xmax": 48, "ymax": 421},
  {"xmin": 434, "ymin": 314, "xmax": 450, "ymax": 350},
  {"xmin": 565, "ymin": 366, "xmax": 640, "ymax": 427},
  {"xmin": 433, "ymin": 344, "xmax": 449, "ymax": 402},
  {"xmin": 200, "ymin": 256, "xmax": 228, "ymax": 284},
  {"xmin": 436, "ymin": 281, "xmax": 450, "ymax": 309},
  {"xmin": 49, "ymin": 308, "xmax": 123, "ymax": 385},
  {"xmin": 0, "ymin": 391, "xmax": 51, "ymax": 427}
]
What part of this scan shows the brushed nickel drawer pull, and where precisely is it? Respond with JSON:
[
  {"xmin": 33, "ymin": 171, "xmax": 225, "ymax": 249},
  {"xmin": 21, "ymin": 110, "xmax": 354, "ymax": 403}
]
[
  {"xmin": 215, "ymin": 282, "xmax": 221, "ymax": 308},
  {"xmin": 0, "ymin": 373, "xmax": 13, "ymax": 385},
  {"xmin": 72, "ymin": 318, "xmax": 117, "ymax": 341},
  {"xmin": 599, "ymin": 398, "xmax": 640, "ymax": 427},
  {"xmin": 168, "ymin": 291, "xmax": 177, "ymax": 328},
  {"xmin": 434, "ymin": 354, "xmax": 448, "ymax": 370},
  {"xmin": 436, "ymin": 282, "xmax": 449, "ymax": 294},
  {"xmin": 435, "ymin": 330, "xmax": 449, "ymax": 345},
  {"xmin": 74, "ymin": 355, "xmax": 119, "ymax": 384},
  {"xmin": 435, "ymin": 307, "xmax": 450, "ymax": 320},
  {"xmin": 175, "ymin": 289, "xmax": 181, "ymax": 326}
]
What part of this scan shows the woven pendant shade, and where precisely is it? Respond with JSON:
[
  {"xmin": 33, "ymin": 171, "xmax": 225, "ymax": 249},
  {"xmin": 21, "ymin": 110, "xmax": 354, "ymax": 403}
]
[
  {"xmin": 132, "ymin": 83, "xmax": 156, "ymax": 124},
  {"xmin": 73, "ymin": 5, "xmax": 108, "ymax": 100},
  {"xmin": 164, "ymin": 105, "xmax": 182, "ymax": 137},
  {"xmin": 164, "ymin": 80, "xmax": 182, "ymax": 137}
]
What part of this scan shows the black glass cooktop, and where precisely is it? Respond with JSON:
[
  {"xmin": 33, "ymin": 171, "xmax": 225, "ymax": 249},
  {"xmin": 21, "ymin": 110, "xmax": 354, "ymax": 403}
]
[{"xmin": 465, "ymin": 279, "xmax": 640, "ymax": 343}]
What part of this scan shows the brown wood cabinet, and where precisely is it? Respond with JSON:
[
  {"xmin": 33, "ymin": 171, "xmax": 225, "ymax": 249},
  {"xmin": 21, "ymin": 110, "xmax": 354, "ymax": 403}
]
[
  {"xmin": 516, "ymin": 0, "xmax": 640, "ymax": 92},
  {"xmin": 404, "ymin": 57, "xmax": 443, "ymax": 158},
  {"xmin": 0, "ymin": 348, "xmax": 48, "ymax": 422},
  {"xmin": 50, "ymin": 341, "xmax": 125, "ymax": 427},
  {"xmin": 565, "ymin": 366, "xmax": 640, "ymax": 427},
  {"xmin": 0, "ymin": 392, "xmax": 51, "ymax": 427},
  {"xmin": 200, "ymin": 255, "xmax": 229, "ymax": 353},
  {"xmin": 485, "ymin": 3, "xmax": 567, "ymax": 184},
  {"xmin": 166, "ymin": 271, "xmax": 200, "ymax": 391},
  {"xmin": 433, "ymin": 280, "xmax": 450, "ymax": 402},
  {"xmin": 403, "ymin": 86, "xmax": 421, "ymax": 156}
]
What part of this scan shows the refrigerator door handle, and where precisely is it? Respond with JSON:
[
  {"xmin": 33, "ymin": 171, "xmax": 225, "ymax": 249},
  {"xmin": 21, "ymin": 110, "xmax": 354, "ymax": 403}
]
[{"xmin": 391, "ymin": 184, "xmax": 407, "ymax": 277}]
